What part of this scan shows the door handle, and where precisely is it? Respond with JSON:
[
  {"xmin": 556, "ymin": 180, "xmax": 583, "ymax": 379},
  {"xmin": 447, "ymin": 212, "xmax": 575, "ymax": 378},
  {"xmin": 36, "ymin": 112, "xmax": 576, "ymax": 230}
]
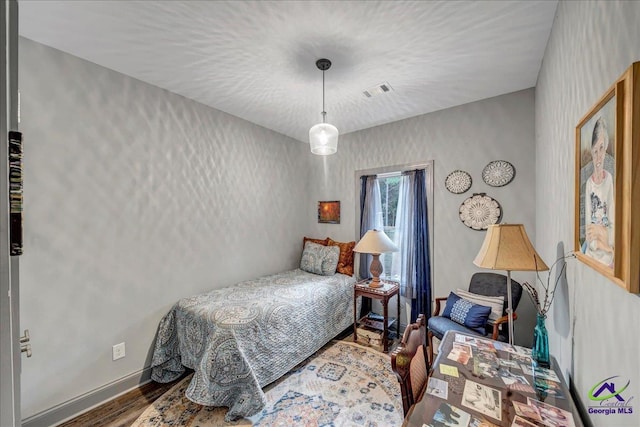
[
  {"xmin": 21, "ymin": 343, "xmax": 32, "ymax": 358},
  {"xmin": 20, "ymin": 329, "xmax": 29, "ymax": 344}
]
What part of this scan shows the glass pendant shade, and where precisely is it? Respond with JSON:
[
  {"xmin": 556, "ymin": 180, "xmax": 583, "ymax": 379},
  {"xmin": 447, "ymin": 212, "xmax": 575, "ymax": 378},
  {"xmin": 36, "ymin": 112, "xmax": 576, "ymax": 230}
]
[{"xmin": 309, "ymin": 123, "xmax": 339, "ymax": 155}]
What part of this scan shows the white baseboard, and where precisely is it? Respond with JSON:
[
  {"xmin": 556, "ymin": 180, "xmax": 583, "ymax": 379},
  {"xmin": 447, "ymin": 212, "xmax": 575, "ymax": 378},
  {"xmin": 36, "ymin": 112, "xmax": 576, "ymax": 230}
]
[{"xmin": 21, "ymin": 367, "xmax": 152, "ymax": 427}]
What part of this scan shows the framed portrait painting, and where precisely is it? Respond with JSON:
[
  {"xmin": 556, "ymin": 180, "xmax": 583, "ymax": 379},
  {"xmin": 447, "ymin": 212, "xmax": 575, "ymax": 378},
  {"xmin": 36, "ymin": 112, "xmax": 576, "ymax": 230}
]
[
  {"xmin": 574, "ymin": 62, "xmax": 640, "ymax": 293},
  {"xmin": 318, "ymin": 201, "xmax": 340, "ymax": 224}
]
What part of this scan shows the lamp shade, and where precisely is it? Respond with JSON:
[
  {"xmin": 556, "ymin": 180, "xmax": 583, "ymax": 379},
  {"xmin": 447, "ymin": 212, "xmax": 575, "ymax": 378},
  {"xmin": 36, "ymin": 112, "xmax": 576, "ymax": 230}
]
[
  {"xmin": 309, "ymin": 123, "xmax": 339, "ymax": 155},
  {"xmin": 474, "ymin": 224, "xmax": 549, "ymax": 271},
  {"xmin": 353, "ymin": 229, "xmax": 399, "ymax": 254}
]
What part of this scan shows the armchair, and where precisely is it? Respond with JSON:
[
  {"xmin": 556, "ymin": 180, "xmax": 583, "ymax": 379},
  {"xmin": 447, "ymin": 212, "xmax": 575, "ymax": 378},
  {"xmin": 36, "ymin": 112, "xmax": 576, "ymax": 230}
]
[{"xmin": 427, "ymin": 272, "xmax": 522, "ymax": 363}]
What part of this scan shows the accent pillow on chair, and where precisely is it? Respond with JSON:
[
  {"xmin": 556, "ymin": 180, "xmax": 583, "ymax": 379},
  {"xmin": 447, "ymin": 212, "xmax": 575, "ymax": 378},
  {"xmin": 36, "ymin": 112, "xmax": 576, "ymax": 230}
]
[
  {"xmin": 300, "ymin": 241, "xmax": 340, "ymax": 276},
  {"xmin": 454, "ymin": 288, "xmax": 505, "ymax": 322},
  {"xmin": 441, "ymin": 292, "xmax": 492, "ymax": 334}
]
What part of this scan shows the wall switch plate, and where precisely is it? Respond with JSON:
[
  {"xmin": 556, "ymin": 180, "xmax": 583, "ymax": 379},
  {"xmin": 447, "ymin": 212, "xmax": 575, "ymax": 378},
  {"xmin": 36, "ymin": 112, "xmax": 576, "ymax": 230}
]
[{"xmin": 112, "ymin": 342, "xmax": 125, "ymax": 361}]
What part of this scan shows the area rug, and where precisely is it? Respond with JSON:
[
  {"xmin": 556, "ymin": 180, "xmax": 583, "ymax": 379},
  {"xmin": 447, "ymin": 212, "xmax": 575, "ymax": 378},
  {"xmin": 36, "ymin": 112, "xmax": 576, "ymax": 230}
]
[{"xmin": 132, "ymin": 340, "xmax": 402, "ymax": 426}]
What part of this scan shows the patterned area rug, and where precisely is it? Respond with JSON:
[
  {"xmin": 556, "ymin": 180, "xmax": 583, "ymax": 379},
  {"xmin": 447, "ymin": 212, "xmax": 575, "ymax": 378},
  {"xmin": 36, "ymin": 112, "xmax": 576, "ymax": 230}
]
[{"xmin": 132, "ymin": 340, "xmax": 402, "ymax": 426}]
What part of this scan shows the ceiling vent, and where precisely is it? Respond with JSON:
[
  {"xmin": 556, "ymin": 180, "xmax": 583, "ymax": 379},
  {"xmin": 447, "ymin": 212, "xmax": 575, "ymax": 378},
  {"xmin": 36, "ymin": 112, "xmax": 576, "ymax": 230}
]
[{"xmin": 363, "ymin": 82, "xmax": 393, "ymax": 98}]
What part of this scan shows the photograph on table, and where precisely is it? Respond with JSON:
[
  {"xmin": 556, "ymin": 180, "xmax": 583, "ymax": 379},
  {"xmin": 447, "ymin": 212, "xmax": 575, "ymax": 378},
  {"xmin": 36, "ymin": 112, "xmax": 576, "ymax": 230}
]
[
  {"xmin": 455, "ymin": 334, "xmax": 480, "ymax": 347},
  {"xmin": 470, "ymin": 415, "xmax": 499, "ymax": 427},
  {"xmin": 514, "ymin": 345, "xmax": 533, "ymax": 356},
  {"xmin": 476, "ymin": 340, "xmax": 497, "ymax": 352},
  {"xmin": 498, "ymin": 358, "xmax": 521, "ymax": 368},
  {"xmin": 511, "ymin": 415, "xmax": 539, "ymax": 427},
  {"xmin": 520, "ymin": 364, "xmax": 560, "ymax": 382},
  {"xmin": 506, "ymin": 381, "xmax": 535, "ymax": 394},
  {"xmin": 512, "ymin": 401, "xmax": 542, "ymax": 422},
  {"xmin": 527, "ymin": 398, "xmax": 576, "ymax": 427},
  {"xmin": 473, "ymin": 351, "xmax": 499, "ymax": 377},
  {"xmin": 426, "ymin": 377, "xmax": 449, "ymax": 400},
  {"xmin": 430, "ymin": 402, "xmax": 471, "ymax": 427},
  {"xmin": 462, "ymin": 380, "xmax": 502, "ymax": 421},
  {"xmin": 493, "ymin": 342, "xmax": 516, "ymax": 354},
  {"xmin": 508, "ymin": 353, "xmax": 532, "ymax": 364},
  {"xmin": 533, "ymin": 378, "xmax": 566, "ymax": 399},
  {"xmin": 447, "ymin": 342, "xmax": 473, "ymax": 365},
  {"xmin": 498, "ymin": 370, "xmax": 530, "ymax": 387}
]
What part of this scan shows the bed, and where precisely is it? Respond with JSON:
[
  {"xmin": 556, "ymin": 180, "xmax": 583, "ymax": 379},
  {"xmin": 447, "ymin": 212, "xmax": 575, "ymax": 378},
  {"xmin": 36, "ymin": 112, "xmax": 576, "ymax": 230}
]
[{"xmin": 150, "ymin": 250, "xmax": 358, "ymax": 421}]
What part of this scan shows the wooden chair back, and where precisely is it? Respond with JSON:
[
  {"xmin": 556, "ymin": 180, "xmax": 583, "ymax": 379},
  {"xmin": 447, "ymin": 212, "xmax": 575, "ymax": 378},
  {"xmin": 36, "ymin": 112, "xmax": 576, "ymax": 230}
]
[{"xmin": 391, "ymin": 313, "xmax": 429, "ymax": 416}]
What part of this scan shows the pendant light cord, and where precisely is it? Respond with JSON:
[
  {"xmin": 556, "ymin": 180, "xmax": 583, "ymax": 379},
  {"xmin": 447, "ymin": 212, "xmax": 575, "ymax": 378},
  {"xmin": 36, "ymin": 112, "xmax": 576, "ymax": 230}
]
[{"xmin": 322, "ymin": 69, "xmax": 326, "ymax": 123}]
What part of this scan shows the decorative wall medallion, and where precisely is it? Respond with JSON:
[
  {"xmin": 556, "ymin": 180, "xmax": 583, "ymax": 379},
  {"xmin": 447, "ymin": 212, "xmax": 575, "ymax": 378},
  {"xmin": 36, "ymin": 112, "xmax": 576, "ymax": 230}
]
[
  {"xmin": 445, "ymin": 170, "xmax": 472, "ymax": 194},
  {"xmin": 459, "ymin": 193, "xmax": 502, "ymax": 230},
  {"xmin": 482, "ymin": 160, "xmax": 515, "ymax": 187}
]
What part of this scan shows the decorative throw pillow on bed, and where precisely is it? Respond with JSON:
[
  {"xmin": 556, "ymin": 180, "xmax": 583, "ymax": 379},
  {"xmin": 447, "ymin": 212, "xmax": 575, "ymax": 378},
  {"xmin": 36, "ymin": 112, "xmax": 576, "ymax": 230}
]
[
  {"xmin": 455, "ymin": 288, "xmax": 505, "ymax": 322},
  {"xmin": 441, "ymin": 292, "xmax": 492, "ymax": 334},
  {"xmin": 327, "ymin": 238, "xmax": 356, "ymax": 276},
  {"xmin": 300, "ymin": 241, "xmax": 340, "ymax": 276},
  {"xmin": 303, "ymin": 236, "xmax": 329, "ymax": 249}
]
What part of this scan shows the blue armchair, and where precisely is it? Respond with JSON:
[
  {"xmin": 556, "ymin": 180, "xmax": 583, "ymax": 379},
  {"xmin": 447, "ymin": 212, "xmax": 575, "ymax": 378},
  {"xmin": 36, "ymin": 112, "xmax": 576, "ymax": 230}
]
[{"xmin": 427, "ymin": 272, "xmax": 522, "ymax": 363}]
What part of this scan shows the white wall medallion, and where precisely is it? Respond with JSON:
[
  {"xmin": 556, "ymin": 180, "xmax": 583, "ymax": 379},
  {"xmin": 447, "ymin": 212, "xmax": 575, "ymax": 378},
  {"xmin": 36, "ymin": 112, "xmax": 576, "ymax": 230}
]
[
  {"xmin": 482, "ymin": 160, "xmax": 515, "ymax": 187},
  {"xmin": 459, "ymin": 193, "xmax": 502, "ymax": 230},
  {"xmin": 445, "ymin": 170, "xmax": 472, "ymax": 194}
]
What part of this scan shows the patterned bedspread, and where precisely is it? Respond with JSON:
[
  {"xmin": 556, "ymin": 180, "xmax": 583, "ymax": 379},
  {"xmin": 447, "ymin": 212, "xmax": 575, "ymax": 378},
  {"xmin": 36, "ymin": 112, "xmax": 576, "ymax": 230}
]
[{"xmin": 150, "ymin": 269, "xmax": 357, "ymax": 421}]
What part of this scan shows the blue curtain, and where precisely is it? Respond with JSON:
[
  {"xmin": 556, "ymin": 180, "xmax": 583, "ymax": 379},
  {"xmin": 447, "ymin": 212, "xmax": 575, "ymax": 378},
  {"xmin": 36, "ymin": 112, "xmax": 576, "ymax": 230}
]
[
  {"xmin": 410, "ymin": 169, "xmax": 432, "ymax": 323},
  {"xmin": 359, "ymin": 174, "xmax": 382, "ymax": 316}
]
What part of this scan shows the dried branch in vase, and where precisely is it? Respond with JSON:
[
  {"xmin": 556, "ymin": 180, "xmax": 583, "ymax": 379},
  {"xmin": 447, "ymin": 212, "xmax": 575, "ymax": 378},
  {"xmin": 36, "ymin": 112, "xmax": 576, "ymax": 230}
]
[{"xmin": 523, "ymin": 253, "xmax": 576, "ymax": 316}]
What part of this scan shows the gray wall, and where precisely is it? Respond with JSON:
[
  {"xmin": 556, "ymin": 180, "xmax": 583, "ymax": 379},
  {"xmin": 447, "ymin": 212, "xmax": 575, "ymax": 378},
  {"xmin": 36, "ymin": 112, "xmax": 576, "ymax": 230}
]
[
  {"xmin": 535, "ymin": 1, "xmax": 640, "ymax": 425},
  {"xmin": 18, "ymin": 37, "xmax": 310, "ymax": 418},
  {"xmin": 306, "ymin": 89, "xmax": 539, "ymax": 344}
]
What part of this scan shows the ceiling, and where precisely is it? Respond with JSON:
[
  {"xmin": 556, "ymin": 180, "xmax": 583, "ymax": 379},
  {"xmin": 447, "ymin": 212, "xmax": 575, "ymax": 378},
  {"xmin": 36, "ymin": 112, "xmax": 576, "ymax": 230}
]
[{"xmin": 18, "ymin": 0, "xmax": 558, "ymax": 143}]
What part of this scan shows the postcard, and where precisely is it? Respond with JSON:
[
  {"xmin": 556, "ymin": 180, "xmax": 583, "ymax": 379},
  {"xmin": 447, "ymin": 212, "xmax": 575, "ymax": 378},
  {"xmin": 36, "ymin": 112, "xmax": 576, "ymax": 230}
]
[
  {"xmin": 470, "ymin": 416, "xmax": 499, "ymax": 427},
  {"xmin": 427, "ymin": 377, "xmax": 449, "ymax": 400},
  {"xmin": 511, "ymin": 415, "xmax": 539, "ymax": 427},
  {"xmin": 431, "ymin": 402, "xmax": 471, "ymax": 427},
  {"xmin": 513, "ymin": 401, "xmax": 542, "ymax": 421},
  {"xmin": 514, "ymin": 345, "xmax": 533, "ymax": 356},
  {"xmin": 520, "ymin": 364, "xmax": 561, "ymax": 382},
  {"xmin": 476, "ymin": 339, "xmax": 497, "ymax": 352},
  {"xmin": 498, "ymin": 358, "xmax": 521, "ymax": 368},
  {"xmin": 509, "ymin": 353, "xmax": 532, "ymax": 364},
  {"xmin": 494, "ymin": 341, "xmax": 517, "ymax": 354},
  {"xmin": 506, "ymin": 382, "xmax": 536, "ymax": 394},
  {"xmin": 499, "ymin": 371, "xmax": 530, "ymax": 387},
  {"xmin": 440, "ymin": 363, "xmax": 459, "ymax": 378},
  {"xmin": 462, "ymin": 380, "xmax": 502, "ymax": 421},
  {"xmin": 455, "ymin": 334, "xmax": 479, "ymax": 346},
  {"xmin": 534, "ymin": 379, "xmax": 566, "ymax": 399},
  {"xmin": 474, "ymin": 357, "xmax": 499, "ymax": 377},
  {"xmin": 447, "ymin": 342, "xmax": 473, "ymax": 365},
  {"xmin": 527, "ymin": 398, "xmax": 576, "ymax": 427}
]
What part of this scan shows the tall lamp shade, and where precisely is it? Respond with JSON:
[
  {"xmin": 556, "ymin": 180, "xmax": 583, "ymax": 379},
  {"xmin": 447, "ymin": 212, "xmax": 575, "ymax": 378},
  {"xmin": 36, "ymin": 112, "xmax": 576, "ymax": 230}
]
[
  {"xmin": 353, "ymin": 229, "xmax": 399, "ymax": 288},
  {"xmin": 473, "ymin": 224, "xmax": 548, "ymax": 344}
]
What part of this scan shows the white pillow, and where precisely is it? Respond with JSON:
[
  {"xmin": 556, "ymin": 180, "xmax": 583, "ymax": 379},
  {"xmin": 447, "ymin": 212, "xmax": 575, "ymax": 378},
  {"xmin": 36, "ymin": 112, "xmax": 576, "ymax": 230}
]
[{"xmin": 455, "ymin": 289, "xmax": 505, "ymax": 322}]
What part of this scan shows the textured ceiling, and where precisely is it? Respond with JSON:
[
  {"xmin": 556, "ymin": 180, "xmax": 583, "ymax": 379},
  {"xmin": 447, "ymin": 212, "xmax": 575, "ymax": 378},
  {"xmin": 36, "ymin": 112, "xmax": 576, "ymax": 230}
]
[{"xmin": 19, "ymin": 0, "xmax": 557, "ymax": 143}]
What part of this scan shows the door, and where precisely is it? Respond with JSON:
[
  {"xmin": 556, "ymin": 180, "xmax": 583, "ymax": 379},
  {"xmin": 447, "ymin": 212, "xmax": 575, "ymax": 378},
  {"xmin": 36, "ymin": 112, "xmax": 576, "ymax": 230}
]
[{"xmin": 1, "ymin": 1, "xmax": 21, "ymax": 425}]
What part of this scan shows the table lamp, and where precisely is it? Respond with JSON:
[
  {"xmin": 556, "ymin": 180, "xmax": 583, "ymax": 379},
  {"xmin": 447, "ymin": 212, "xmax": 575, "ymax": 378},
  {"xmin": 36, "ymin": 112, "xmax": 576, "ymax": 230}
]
[
  {"xmin": 473, "ymin": 224, "xmax": 548, "ymax": 345},
  {"xmin": 353, "ymin": 229, "xmax": 399, "ymax": 288}
]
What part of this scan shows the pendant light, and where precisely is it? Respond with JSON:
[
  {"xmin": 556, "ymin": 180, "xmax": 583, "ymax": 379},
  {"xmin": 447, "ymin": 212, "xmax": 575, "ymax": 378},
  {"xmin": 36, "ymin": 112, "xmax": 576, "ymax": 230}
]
[{"xmin": 309, "ymin": 58, "xmax": 339, "ymax": 155}]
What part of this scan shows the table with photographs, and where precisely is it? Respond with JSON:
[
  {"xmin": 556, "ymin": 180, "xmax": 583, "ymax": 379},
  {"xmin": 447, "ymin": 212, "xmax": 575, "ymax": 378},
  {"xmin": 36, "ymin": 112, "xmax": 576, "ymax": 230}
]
[{"xmin": 403, "ymin": 330, "xmax": 583, "ymax": 427}]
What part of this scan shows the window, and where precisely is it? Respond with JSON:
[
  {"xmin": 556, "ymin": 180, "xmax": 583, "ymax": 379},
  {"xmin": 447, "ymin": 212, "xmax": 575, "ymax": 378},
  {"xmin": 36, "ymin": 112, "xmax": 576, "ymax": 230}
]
[{"xmin": 378, "ymin": 173, "xmax": 401, "ymax": 279}]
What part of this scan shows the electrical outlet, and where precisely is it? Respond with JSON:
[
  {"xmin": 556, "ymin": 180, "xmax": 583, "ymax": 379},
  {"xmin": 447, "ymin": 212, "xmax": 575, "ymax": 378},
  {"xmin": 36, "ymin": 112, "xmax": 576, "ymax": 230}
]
[{"xmin": 112, "ymin": 342, "xmax": 125, "ymax": 361}]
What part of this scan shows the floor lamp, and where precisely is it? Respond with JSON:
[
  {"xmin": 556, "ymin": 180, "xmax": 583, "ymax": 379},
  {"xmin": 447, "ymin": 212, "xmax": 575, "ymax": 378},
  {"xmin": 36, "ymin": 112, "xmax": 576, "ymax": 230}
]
[{"xmin": 473, "ymin": 224, "xmax": 548, "ymax": 345}]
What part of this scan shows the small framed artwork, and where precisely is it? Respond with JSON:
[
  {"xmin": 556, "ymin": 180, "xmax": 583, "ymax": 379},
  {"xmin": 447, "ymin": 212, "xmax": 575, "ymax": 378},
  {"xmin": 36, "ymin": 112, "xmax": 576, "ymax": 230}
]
[
  {"xmin": 574, "ymin": 62, "xmax": 640, "ymax": 293},
  {"xmin": 318, "ymin": 201, "xmax": 340, "ymax": 224}
]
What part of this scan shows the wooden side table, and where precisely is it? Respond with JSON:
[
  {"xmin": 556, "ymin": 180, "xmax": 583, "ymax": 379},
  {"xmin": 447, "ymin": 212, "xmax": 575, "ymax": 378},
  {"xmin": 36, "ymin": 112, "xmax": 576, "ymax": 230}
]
[{"xmin": 353, "ymin": 279, "xmax": 400, "ymax": 353}]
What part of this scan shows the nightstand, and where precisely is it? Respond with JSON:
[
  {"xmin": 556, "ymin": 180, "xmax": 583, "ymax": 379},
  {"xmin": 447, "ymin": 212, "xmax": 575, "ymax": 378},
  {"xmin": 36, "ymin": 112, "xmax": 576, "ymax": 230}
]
[{"xmin": 353, "ymin": 279, "xmax": 400, "ymax": 353}]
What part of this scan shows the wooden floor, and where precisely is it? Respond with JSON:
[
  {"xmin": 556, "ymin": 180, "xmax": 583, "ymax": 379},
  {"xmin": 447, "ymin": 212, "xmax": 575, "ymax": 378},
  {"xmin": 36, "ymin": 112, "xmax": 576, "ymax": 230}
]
[
  {"xmin": 58, "ymin": 379, "xmax": 180, "ymax": 427},
  {"xmin": 59, "ymin": 329, "xmax": 398, "ymax": 426}
]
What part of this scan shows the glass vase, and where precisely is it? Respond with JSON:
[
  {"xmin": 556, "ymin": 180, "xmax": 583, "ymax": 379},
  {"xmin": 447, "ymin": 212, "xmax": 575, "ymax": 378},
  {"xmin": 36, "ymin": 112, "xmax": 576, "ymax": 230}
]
[{"xmin": 532, "ymin": 313, "xmax": 550, "ymax": 368}]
